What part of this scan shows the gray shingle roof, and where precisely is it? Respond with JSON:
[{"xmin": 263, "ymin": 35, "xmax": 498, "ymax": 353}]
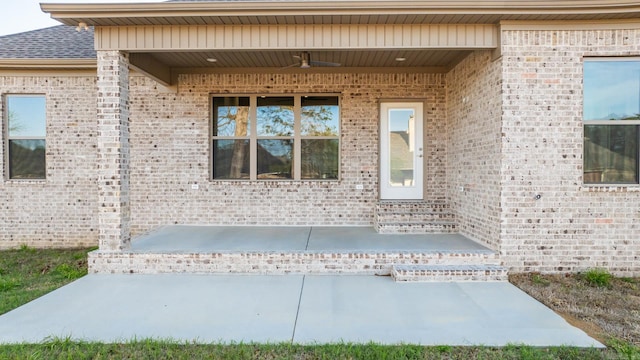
[{"xmin": 0, "ymin": 25, "xmax": 95, "ymax": 59}]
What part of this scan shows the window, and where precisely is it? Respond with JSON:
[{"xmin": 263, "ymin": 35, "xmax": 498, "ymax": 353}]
[
  {"xmin": 257, "ymin": 97, "xmax": 294, "ymax": 179},
  {"xmin": 5, "ymin": 95, "xmax": 46, "ymax": 179},
  {"xmin": 212, "ymin": 95, "xmax": 339, "ymax": 180},
  {"xmin": 583, "ymin": 59, "xmax": 640, "ymax": 184}
]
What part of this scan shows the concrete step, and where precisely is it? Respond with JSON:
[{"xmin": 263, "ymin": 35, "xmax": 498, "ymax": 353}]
[
  {"xmin": 375, "ymin": 201, "xmax": 457, "ymax": 234},
  {"xmin": 375, "ymin": 201, "xmax": 451, "ymax": 213},
  {"xmin": 392, "ymin": 264, "xmax": 508, "ymax": 282},
  {"xmin": 377, "ymin": 222, "xmax": 458, "ymax": 234},
  {"xmin": 89, "ymin": 249, "xmax": 499, "ymax": 275},
  {"xmin": 376, "ymin": 212, "xmax": 456, "ymax": 224}
]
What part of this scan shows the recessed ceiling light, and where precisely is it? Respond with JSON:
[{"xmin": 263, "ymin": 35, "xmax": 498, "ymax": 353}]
[
  {"xmin": 206, "ymin": 58, "xmax": 218, "ymax": 63},
  {"xmin": 395, "ymin": 57, "xmax": 406, "ymax": 62}
]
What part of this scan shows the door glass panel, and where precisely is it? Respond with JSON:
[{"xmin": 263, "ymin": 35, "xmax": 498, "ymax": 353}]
[{"xmin": 388, "ymin": 109, "xmax": 415, "ymax": 187}]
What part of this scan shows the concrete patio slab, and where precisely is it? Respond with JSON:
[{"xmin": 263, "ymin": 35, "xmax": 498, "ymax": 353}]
[
  {"xmin": 0, "ymin": 274, "xmax": 602, "ymax": 347},
  {"xmin": 0, "ymin": 274, "xmax": 302, "ymax": 344},
  {"xmin": 294, "ymin": 277, "xmax": 600, "ymax": 346},
  {"xmin": 131, "ymin": 226, "xmax": 312, "ymax": 253},
  {"xmin": 306, "ymin": 227, "xmax": 491, "ymax": 252},
  {"xmin": 129, "ymin": 226, "xmax": 493, "ymax": 253}
]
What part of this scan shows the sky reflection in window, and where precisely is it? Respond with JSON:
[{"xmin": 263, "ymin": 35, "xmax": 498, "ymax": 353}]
[{"xmin": 584, "ymin": 60, "xmax": 640, "ymax": 121}]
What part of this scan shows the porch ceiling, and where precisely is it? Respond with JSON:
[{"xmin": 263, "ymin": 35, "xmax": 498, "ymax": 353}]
[
  {"xmin": 115, "ymin": 21, "xmax": 493, "ymax": 84},
  {"xmin": 126, "ymin": 48, "xmax": 470, "ymax": 87},
  {"xmin": 149, "ymin": 49, "xmax": 470, "ymax": 70}
]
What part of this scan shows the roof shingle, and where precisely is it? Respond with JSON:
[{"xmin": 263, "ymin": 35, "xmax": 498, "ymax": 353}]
[{"xmin": 0, "ymin": 25, "xmax": 95, "ymax": 59}]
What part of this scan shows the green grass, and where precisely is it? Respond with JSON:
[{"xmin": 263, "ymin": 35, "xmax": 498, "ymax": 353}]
[
  {"xmin": 0, "ymin": 246, "xmax": 94, "ymax": 316},
  {"xmin": 0, "ymin": 340, "xmax": 612, "ymax": 360},
  {"xmin": 582, "ymin": 268, "xmax": 614, "ymax": 288},
  {"xmin": 0, "ymin": 248, "xmax": 638, "ymax": 359},
  {"xmin": 531, "ymin": 273, "xmax": 551, "ymax": 287},
  {"xmin": 608, "ymin": 338, "xmax": 640, "ymax": 360}
]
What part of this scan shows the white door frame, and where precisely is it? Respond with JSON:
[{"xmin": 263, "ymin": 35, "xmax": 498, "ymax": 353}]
[{"xmin": 379, "ymin": 102, "xmax": 424, "ymax": 200}]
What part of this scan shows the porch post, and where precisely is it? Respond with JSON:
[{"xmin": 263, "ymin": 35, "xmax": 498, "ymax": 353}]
[{"xmin": 96, "ymin": 50, "xmax": 131, "ymax": 251}]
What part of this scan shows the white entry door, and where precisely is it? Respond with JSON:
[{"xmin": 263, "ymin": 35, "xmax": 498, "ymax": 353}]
[{"xmin": 380, "ymin": 102, "xmax": 423, "ymax": 200}]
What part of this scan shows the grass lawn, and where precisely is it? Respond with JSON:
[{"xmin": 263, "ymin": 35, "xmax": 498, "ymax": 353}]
[
  {"xmin": 0, "ymin": 246, "xmax": 91, "ymax": 316},
  {"xmin": 0, "ymin": 341, "xmax": 615, "ymax": 359},
  {"xmin": 0, "ymin": 247, "xmax": 638, "ymax": 359}
]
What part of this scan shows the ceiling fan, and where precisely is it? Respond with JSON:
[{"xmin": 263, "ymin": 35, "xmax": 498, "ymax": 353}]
[{"xmin": 282, "ymin": 52, "xmax": 341, "ymax": 69}]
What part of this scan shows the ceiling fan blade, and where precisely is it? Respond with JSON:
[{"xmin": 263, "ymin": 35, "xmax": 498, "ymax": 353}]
[
  {"xmin": 281, "ymin": 52, "xmax": 340, "ymax": 69},
  {"xmin": 310, "ymin": 60, "xmax": 341, "ymax": 67},
  {"xmin": 279, "ymin": 62, "xmax": 301, "ymax": 70}
]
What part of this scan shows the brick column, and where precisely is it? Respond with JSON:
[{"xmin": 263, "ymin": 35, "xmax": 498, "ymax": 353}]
[{"xmin": 96, "ymin": 50, "xmax": 131, "ymax": 251}]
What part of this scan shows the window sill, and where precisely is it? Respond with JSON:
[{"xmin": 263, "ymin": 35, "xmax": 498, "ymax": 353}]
[
  {"xmin": 4, "ymin": 179, "xmax": 47, "ymax": 187},
  {"xmin": 210, "ymin": 179, "xmax": 340, "ymax": 183},
  {"xmin": 581, "ymin": 183, "xmax": 640, "ymax": 192}
]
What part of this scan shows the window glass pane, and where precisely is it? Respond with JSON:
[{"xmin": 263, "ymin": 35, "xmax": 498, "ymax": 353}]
[
  {"xmin": 301, "ymin": 139, "xmax": 339, "ymax": 179},
  {"xmin": 7, "ymin": 95, "xmax": 46, "ymax": 137},
  {"xmin": 213, "ymin": 97, "xmax": 250, "ymax": 137},
  {"xmin": 301, "ymin": 96, "xmax": 339, "ymax": 136},
  {"xmin": 213, "ymin": 140, "xmax": 250, "ymax": 179},
  {"xmin": 9, "ymin": 140, "xmax": 46, "ymax": 179},
  {"xmin": 257, "ymin": 97, "xmax": 294, "ymax": 136},
  {"xmin": 584, "ymin": 125, "xmax": 638, "ymax": 183},
  {"xmin": 257, "ymin": 139, "xmax": 292, "ymax": 179},
  {"xmin": 584, "ymin": 61, "xmax": 640, "ymax": 121}
]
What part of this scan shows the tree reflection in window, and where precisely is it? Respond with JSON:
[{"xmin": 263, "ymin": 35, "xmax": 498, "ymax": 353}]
[
  {"xmin": 6, "ymin": 95, "xmax": 46, "ymax": 179},
  {"xmin": 301, "ymin": 96, "xmax": 339, "ymax": 179},
  {"xmin": 212, "ymin": 97, "xmax": 250, "ymax": 179},
  {"xmin": 212, "ymin": 95, "xmax": 339, "ymax": 180}
]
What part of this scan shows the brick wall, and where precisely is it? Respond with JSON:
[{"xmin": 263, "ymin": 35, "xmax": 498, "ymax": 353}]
[
  {"xmin": 97, "ymin": 50, "xmax": 131, "ymax": 251},
  {"xmin": 6, "ymin": 27, "xmax": 637, "ymax": 276},
  {"xmin": 500, "ymin": 27, "xmax": 640, "ymax": 276},
  {"xmin": 0, "ymin": 74, "xmax": 99, "ymax": 249},
  {"xmin": 0, "ymin": 71, "xmax": 448, "ymax": 248},
  {"xmin": 446, "ymin": 51, "xmax": 504, "ymax": 251},
  {"xmin": 128, "ymin": 73, "xmax": 447, "ymax": 235}
]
